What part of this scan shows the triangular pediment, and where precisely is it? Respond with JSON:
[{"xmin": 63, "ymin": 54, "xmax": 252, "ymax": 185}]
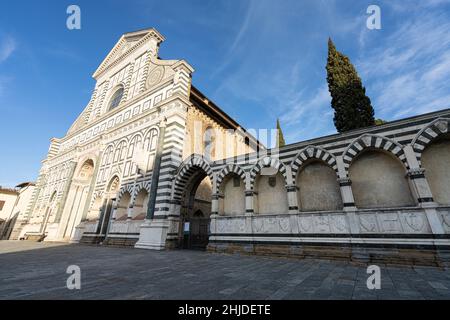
[{"xmin": 93, "ymin": 28, "xmax": 165, "ymax": 79}]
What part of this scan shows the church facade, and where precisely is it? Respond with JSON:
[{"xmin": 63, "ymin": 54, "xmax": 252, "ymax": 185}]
[{"xmin": 14, "ymin": 28, "xmax": 450, "ymax": 265}]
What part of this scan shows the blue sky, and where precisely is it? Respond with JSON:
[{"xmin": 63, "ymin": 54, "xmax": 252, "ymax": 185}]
[{"xmin": 1, "ymin": 0, "xmax": 449, "ymax": 187}]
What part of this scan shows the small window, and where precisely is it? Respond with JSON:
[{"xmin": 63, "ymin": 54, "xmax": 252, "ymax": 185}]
[
  {"xmin": 233, "ymin": 176, "xmax": 241, "ymax": 187},
  {"xmin": 108, "ymin": 87, "xmax": 124, "ymax": 111},
  {"xmin": 204, "ymin": 127, "xmax": 216, "ymax": 160},
  {"xmin": 0, "ymin": 200, "xmax": 5, "ymax": 211}
]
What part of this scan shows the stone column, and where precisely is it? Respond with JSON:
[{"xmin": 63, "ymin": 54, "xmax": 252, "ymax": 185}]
[
  {"xmin": 404, "ymin": 145, "xmax": 435, "ymax": 204},
  {"xmin": 286, "ymin": 185, "xmax": 299, "ymax": 213},
  {"xmin": 54, "ymin": 161, "xmax": 78, "ymax": 223},
  {"xmin": 245, "ymin": 190, "xmax": 255, "ymax": 214},
  {"xmin": 243, "ymin": 190, "xmax": 256, "ymax": 235},
  {"xmin": 285, "ymin": 185, "xmax": 300, "ymax": 234},
  {"xmin": 404, "ymin": 145, "xmax": 444, "ymax": 234},
  {"xmin": 336, "ymin": 156, "xmax": 357, "ymax": 210},
  {"xmin": 210, "ymin": 193, "xmax": 220, "ymax": 237},
  {"xmin": 338, "ymin": 178, "xmax": 356, "ymax": 210},
  {"xmin": 127, "ymin": 205, "xmax": 134, "ymax": 220},
  {"xmin": 111, "ymin": 201, "xmax": 118, "ymax": 221},
  {"xmin": 211, "ymin": 193, "xmax": 220, "ymax": 215},
  {"xmin": 336, "ymin": 156, "xmax": 359, "ymax": 233}
]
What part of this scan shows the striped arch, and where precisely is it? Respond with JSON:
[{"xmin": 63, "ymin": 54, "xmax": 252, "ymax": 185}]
[
  {"xmin": 249, "ymin": 156, "xmax": 288, "ymax": 190},
  {"xmin": 135, "ymin": 180, "xmax": 151, "ymax": 194},
  {"xmin": 342, "ymin": 134, "xmax": 408, "ymax": 176},
  {"xmin": 89, "ymin": 191, "xmax": 104, "ymax": 210},
  {"xmin": 117, "ymin": 184, "xmax": 134, "ymax": 202},
  {"xmin": 173, "ymin": 154, "xmax": 214, "ymax": 201},
  {"xmin": 216, "ymin": 164, "xmax": 246, "ymax": 191},
  {"xmin": 291, "ymin": 145, "xmax": 338, "ymax": 182},
  {"xmin": 128, "ymin": 181, "xmax": 152, "ymax": 205},
  {"xmin": 105, "ymin": 171, "xmax": 122, "ymax": 195},
  {"xmin": 412, "ymin": 118, "xmax": 450, "ymax": 165}
]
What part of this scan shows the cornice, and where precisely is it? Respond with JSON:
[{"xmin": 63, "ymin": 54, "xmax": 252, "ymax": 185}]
[
  {"xmin": 60, "ymin": 78, "xmax": 175, "ymax": 142},
  {"xmin": 93, "ymin": 29, "xmax": 164, "ymax": 80}
]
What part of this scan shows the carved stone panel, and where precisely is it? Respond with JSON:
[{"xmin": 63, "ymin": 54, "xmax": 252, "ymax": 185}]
[
  {"xmin": 377, "ymin": 212, "xmax": 402, "ymax": 233},
  {"xmin": 358, "ymin": 214, "xmax": 378, "ymax": 233},
  {"xmin": 146, "ymin": 66, "xmax": 164, "ymax": 89}
]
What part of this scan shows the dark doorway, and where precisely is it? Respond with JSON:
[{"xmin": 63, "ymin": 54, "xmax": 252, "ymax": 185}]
[
  {"xmin": 180, "ymin": 170, "xmax": 212, "ymax": 250},
  {"xmin": 183, "ymin": 210, "xmax": 210, "ymax": 249},
  {"xmin": 95, "ymin": 198, "xmax": 114, "ymax": 243}
]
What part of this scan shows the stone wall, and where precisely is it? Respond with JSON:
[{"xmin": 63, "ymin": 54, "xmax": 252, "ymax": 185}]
[
  {"xmin": 168, "ymin": 110, "xmax": 450, "ymax": 264},
  {"xmin": 349, "ymin": 150, "xmax": 415, "ymax": 208}
]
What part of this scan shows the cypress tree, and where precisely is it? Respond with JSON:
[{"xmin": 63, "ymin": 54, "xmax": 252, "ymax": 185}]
[
  {"xmin": 276, "ymin": 118, "xmax": 286, "ymax": 148},
  {"xmin": 375, "ymin": 118, "xmax": 388, "ymax": 125},
  {"xmin": 326, "ymin": 38, "xmax": 375, "ymax": 132}
]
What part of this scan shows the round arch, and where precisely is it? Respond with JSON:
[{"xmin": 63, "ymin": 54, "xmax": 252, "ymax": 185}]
[
  {"xmin": 412, "ymin": 118, "xmax": 450, "ymax": 165},
  {"xmin": 249, "ymin": 156, "xmax": 288, "ymax": 190},
  {"xmin": 290, "ymin": 145, "xmax": 338, "ymax": 182},
  {"xmin": 173, "ymin": 155, "xmax": 214, "ymax": 250},
  {"xmin": 216, "ymin": 164, "xmax": 246, "ymax": 191},
  {"xmin": 173, "ymin": 154, "xmax": 214, "ymax": 202},
  {"xmin": 342, "ymin": 134, "xmax": 408, "ymax": 177},
  {"xmin": 349, "ymin": 148, "xmax": 415, "ymax": 208},
  {"xmin": 76, "ymin": 158, "xmax": 95, "ymax": 181}
]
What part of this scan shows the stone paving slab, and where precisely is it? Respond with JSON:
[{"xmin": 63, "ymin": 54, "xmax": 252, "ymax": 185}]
[{"xmin": 0, "ymin": 241, "xmax": 449, "ymax": 300}]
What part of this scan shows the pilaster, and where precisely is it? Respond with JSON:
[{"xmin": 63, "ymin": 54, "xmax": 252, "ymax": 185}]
[{"xmin": 54, "ymin": 161, "xmax": 78, "ymax": 223}]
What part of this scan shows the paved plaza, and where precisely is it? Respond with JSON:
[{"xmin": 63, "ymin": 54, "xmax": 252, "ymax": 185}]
[{"xmin": 0, "ymin": 241, "xmax": 450, "ymax": 300}]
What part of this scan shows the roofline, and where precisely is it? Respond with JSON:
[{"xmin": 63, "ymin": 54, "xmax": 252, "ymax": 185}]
[
  {"xmin": 190, "ymin": 86, "xmax": 264, "ymax": 148},
  {"xmin": 92, "ymin": 28, "xmax": 165, "ymax": 79},
  {"xmin": 0, "ymin": 188, "xmax": 19, "ymax": 195},
  {"xmin": 123, "ymin": 27, "xmax": 165, "ymax": 42},
  {"xmin": 15, "ymin": 182, "xmax": 36, "ymax": 189}
]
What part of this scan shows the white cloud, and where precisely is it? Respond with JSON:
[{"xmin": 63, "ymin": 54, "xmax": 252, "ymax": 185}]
[
  {"xmin": 357, "ymin": 10, "xmax": 450, "ymax": 119},
  {"xmin": 0, "ymin": 35, "xmax": 16, "ymax": 63},
  {"xmin": 279, "ymin": 84, "xmax": 334, "ymax": 142}
]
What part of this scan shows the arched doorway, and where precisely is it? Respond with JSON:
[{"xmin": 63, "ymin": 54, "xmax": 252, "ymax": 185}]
[
  {"xmin": 175, "ymin": 158, "xmax": 213, "ymax": 250},
  {"xmin": 182, "ymin": 173, "xmax": 212, "ymax": 250},
  {"xmin": 59, "ymin": 159, "xmax": 96, "ymax": 241}
]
